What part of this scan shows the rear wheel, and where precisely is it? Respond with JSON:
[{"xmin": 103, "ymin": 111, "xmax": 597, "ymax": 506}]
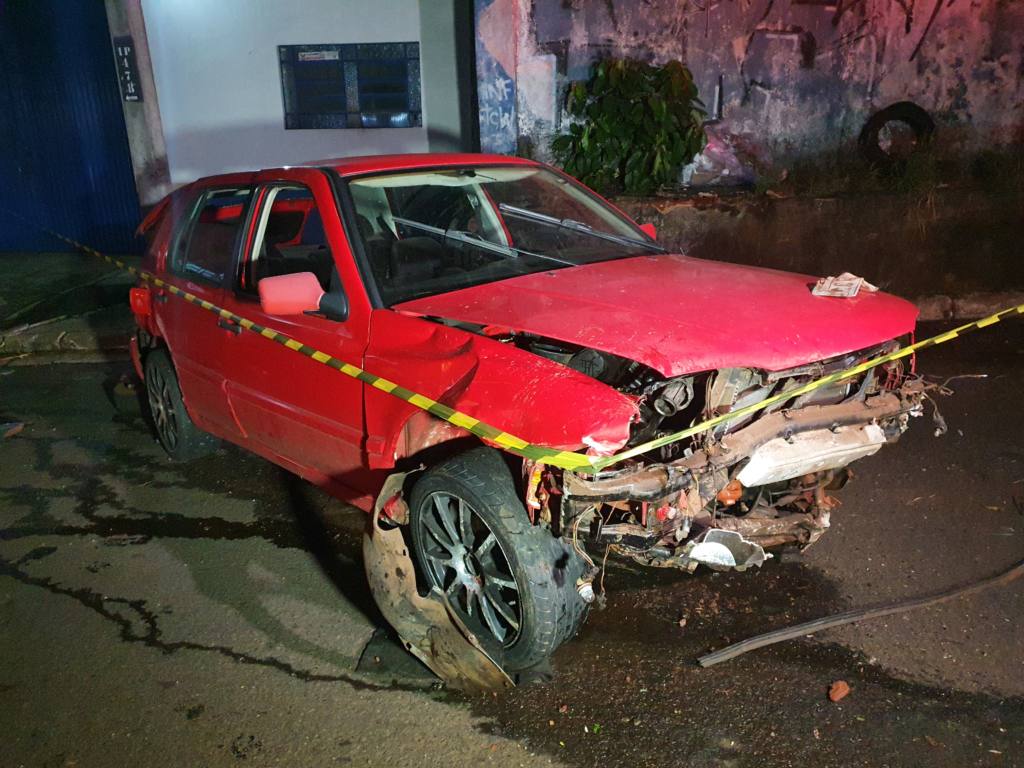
[
  {"xmin": 409, "ymin": 447, "xmax": 589, "ymax": 672},
  {"xmin": 143, "ymin": 349, "xmax": 216, "ymax": 461}
]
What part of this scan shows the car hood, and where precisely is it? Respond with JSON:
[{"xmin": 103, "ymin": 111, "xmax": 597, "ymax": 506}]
[{"xmin": 394, "ymin": 254, "xmax": 919, "ymax": 376}]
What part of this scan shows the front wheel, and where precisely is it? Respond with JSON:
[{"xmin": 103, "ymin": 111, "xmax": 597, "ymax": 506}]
[{"xmin": 409, "ymin": 447, "xmax": 589, "ymax": 672}]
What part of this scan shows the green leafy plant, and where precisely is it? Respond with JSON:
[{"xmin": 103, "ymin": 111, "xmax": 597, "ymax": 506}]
[{"xmin": 552, "ymin": 58, "xmax": 706, "ymax": 195}]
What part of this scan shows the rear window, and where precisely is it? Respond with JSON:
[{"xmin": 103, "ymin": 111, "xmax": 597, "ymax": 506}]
[{"xmin": 172, "ymin": 188, "xmax": 253, "ymax": 285}]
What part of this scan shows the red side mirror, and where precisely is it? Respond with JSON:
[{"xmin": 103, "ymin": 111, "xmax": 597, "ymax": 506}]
[
  {"xmin": 258, "ymin": 272, "xmax": 324, "ymax": 316},
  {"xmin": 639, "ymin": 222, "xmax": 657, "ymax": 240}
]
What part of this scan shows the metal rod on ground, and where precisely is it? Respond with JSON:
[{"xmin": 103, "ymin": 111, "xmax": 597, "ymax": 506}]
[{"xmin": 697, "ymin": 557, "xmax": 1024, "ymax": 668}]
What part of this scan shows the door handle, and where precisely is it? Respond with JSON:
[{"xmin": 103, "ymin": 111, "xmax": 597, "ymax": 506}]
[
  {"xmin": 153, "ymin": 291, "xmax": 169, "ymax": 303},
  {"xmin": 218, "ymin": 317, "xmax": 242, "ymax": 335}
]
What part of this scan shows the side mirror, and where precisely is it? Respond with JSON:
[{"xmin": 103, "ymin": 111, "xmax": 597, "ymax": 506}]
[
  {"xmin": 639, "ymin": 222, "xmax": 657, "ymax": 240},
  {"xmin": 258, "ymin": 272, "xmax": 348, "ymax": 321}
]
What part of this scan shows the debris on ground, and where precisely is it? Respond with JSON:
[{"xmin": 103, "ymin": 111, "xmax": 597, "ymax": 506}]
[
  {"xmin": 2, "ymin": 421, "xmax": 25, "ymax": 439},
  {"xmin": 828, "ymin": 680, "xmax": 851, "ymax": 702},
  {"xmin": 680, "ymin": 126, "xmax": 756, "ymax": 189},
  {"xmin": 5, "ymin": 314, "xmax": 74, "ymax": 335},
  {"xmin": 113, "ymin": 375, "xmax": 137, "ymax": 398}
]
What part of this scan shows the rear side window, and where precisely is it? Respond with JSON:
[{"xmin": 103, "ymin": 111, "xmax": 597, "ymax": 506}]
[{"xmin": 173, "ymin": 187, "xmax": 253, "ymax": 285}]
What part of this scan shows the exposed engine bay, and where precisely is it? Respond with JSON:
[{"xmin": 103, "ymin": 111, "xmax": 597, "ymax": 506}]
[{"xmin": 508, "ymin": 332, "xmax": 936, "ymax": 575}]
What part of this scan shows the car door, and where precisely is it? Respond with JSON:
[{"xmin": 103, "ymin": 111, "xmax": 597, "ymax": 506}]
[
  {"xmin": 154, "ymin": 180, "xmax": 254, "ymax": 441},
  {"xmin": 216, "ymin": 168, "xmax": 373, "ymax": 498}
]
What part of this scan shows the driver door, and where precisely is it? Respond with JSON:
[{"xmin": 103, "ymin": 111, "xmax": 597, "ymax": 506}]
[{"xmin": 216, "ymin": 168, "xmax": 374, "ymax": 500}]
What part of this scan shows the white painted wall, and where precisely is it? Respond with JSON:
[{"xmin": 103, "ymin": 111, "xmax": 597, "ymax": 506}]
[{"xmin": 141, "ymin": 0, "xmax": 426, "ymax": 184}]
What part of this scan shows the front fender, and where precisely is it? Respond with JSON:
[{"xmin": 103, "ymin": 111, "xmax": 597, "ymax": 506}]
[{"xmin": 363, "ymin": 310, "xmax": 639, "ymax": 468}]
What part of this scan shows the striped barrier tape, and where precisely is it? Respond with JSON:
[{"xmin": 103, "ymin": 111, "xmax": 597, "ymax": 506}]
[{"xmin": 16, "ymin": 220, "xmax": 1024, "ymax": 475}]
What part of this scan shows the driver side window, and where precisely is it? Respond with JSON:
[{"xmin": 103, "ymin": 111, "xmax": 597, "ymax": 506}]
[{"xmin": 238, "ymin": 185, "xmax": 338, "ymax": 295}]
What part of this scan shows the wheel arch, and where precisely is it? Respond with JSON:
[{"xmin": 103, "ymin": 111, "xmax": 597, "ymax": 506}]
[{"xmin": 394, "ymin": 419, "xmax": 529, "ymax": 510}]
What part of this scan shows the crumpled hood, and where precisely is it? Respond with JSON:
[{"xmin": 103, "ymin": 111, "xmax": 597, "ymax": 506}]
[{"xmin": 394, "ymin": 254, "xmax": 919, "ymax": 376}]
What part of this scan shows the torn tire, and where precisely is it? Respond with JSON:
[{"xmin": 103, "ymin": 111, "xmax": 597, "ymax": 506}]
[{"xmin": 409, "ymin": 447, "xmax": 589, "ymax": 672}]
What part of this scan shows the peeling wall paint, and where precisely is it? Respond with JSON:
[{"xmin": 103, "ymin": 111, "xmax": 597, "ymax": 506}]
[
  {"xmin": 476, "ymin": 0, "xmax": 1024, "ymax": 164},
  {"xmin": 475, "ymin": 0, "xmax": 520, "ymax": 154}
]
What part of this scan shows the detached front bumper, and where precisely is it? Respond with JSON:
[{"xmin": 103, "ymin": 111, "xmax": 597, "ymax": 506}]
[{"xmin": 561, "ymin": 381, "xmax": 926, "ymax": 570}]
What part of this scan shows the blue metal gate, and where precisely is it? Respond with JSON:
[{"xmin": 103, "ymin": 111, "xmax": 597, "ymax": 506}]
[{"xmin": 0, "ymin": 1, "xmax": 140, "ymax": 253}]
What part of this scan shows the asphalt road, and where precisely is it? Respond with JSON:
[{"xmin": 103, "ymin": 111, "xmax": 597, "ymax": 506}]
[{"xmin": 1, "ymin": 320, "xmax": 1022, "ymax": 767}]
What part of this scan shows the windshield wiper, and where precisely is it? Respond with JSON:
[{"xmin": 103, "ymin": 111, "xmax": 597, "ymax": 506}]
[
  {"xmin": 392, "ymin": 216, "xmax": 575, "ymax": 267},
  {"xmin": 498, "ymin": 203, "xmax": 665, "ymax": 253}
]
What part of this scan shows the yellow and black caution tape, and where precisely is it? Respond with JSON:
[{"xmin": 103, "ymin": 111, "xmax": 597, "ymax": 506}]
[{"xmin": 17, "ymin": 221, "xmax": 1024, "ymax": 474}]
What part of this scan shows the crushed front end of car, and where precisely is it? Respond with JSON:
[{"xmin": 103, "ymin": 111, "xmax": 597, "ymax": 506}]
[{"xmin": 522, "ymin": 339, "xmax": 937, "ymax": 574}]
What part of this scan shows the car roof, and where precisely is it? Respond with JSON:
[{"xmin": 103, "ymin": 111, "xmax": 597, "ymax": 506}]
[
  {"xmin": 306, "ymin": 152, "xmax": 538, "ymax": 176},
  {"xmin": 185, "ymin": 153, "xmax": 539, "ymax": 188},
  {"xmin": 140, "ymin": 154, "xmax": 543, "ymax": 234}
]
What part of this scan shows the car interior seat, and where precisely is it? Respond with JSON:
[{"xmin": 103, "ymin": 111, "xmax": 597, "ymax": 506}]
[
  {"xmin": 389, "ymin": 237, "xmax": 444, "ymax": 290},
  {"xmin": 259, "ymin": 208, "xmax": 335, "ymax": 290}
]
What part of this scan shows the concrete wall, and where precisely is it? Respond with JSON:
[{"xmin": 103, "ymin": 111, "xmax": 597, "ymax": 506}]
[
  {"xmin": 141, "ymin": 0, "xmax": 426, "ymax": 184},
  {"xmin": 617, "ymin": 184, "xmax": 1024, "ymax": 299},
  {"xmin": 477, "ymin": 0, "xmax": 1024, "ymax": 166}
]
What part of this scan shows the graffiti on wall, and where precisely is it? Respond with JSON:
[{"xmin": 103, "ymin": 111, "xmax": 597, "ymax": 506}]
[{"xmin": 474, "ymin": 0, "xmax": 518, "ymax": 154}]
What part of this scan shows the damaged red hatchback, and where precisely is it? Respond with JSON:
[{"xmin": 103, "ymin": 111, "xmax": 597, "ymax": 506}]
[{"xmin": 131, "ymin": 153, "xmax": 925, "ymax": 673}]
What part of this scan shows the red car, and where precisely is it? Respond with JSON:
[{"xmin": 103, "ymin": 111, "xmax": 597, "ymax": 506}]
[{"xmin": 130, "ymin": 153, "xmax": 924, "ymax": 673}]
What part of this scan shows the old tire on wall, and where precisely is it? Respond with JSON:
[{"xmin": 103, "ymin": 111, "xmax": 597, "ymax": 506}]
[
  {"xmin": 143, "ymin": 349, "xmax": 216, "ymax": 461},
  {"xmin": 858, "ymin": 101, "xmax": 935, "ymax": 171},
  {"xmin": 409, "ymin": 447, "xmax": 589, "ymax": 673}
]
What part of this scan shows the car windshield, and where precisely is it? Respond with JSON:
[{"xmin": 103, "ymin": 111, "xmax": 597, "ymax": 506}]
[{"xmin": 345, "ymin": 165, "xmax": 660, "ymax": 306}]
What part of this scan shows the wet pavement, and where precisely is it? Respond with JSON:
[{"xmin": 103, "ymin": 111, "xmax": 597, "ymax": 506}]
[{"xmin": 2, "ymin": 320, "xmax": 1023, "ymax": 767}]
